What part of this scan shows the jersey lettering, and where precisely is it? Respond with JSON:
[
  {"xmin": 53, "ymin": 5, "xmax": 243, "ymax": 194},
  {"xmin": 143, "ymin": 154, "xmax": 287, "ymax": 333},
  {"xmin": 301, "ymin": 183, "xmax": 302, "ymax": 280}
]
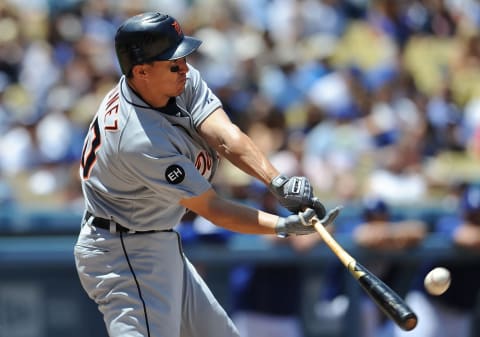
[
  {"xmin": 80, "ymin": 87, "xmax": 120, "ymax": 179},
  {"xmin": 81, "ymin": 117, "xmax": 101, "ymax": 179},
  {"xmin": 195, "ymin": 151, "xmax": 213, "ymax": 178},
  {"xmin": 104, "ymin": 91, "xmax": 119, "ymax": 131}
]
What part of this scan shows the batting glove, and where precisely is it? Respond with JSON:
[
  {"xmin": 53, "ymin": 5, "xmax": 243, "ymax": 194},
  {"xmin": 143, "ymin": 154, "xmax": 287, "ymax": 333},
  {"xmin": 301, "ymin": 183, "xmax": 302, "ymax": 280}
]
[
  {"xmin": 269, "ymin": 175, "xmax": 313, "ymax": 213},
  {"xmin": 311, "ymin": 197, "xmax": 327, "ymax": 220},
  {"xmin": 275, "ymin": 208, "xmax": 317, "ymax": 238}
]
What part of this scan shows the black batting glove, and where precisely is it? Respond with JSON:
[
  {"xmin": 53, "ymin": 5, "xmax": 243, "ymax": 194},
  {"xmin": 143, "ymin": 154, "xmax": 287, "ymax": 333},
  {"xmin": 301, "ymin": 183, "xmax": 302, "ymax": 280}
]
[
  {"xmin": 275, "ymin": 208, "xmax": 316, "ymax": 238},
  {"xmin": 311, "ymin": 197, "xmax": 327, "ymax": 220},
  {"xmin": 269, "ymin": 175, "xmax": 313, "ymax": 213}
]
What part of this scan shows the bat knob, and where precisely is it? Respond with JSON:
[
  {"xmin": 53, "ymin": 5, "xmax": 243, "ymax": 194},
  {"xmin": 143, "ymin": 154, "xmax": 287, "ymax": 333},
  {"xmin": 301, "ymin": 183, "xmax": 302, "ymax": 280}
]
[{"xmin": 401, "ymin": 314, "xmax": 418, "ymax": 331}]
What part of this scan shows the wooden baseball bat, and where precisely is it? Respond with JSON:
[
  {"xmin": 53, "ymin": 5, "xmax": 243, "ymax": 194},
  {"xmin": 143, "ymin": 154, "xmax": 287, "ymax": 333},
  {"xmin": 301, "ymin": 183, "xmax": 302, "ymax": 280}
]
[{"xmin": 313, "ymin": 207, "xmax": 418, "ymax": 331}]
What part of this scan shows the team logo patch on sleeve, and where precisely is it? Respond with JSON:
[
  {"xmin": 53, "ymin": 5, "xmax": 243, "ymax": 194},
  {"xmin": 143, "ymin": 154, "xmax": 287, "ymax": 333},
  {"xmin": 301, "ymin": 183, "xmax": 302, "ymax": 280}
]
[{"xmin": 165, "ymin": 165, "xmax": 185, "ymax": 184}]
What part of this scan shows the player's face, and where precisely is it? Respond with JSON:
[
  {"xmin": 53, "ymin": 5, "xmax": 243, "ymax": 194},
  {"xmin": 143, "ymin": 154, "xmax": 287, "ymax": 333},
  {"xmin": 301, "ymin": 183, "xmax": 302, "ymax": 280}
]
[{"xmin": 148, "ymin": 58, "xmax": 189, "ymax": 97}]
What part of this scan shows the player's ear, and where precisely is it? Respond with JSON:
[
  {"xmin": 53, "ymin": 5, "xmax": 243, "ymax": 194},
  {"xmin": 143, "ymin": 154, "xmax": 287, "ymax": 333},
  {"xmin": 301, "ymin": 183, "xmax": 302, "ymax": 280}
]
[{"xmin": 132, "ymin": 64, "xmax": 148, "ymax": 78}]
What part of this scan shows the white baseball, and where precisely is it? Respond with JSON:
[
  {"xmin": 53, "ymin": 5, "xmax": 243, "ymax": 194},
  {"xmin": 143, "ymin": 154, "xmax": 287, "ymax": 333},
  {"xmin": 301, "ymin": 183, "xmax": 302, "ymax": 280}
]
[{"xmin": 424, "ymin": 267, "xmax": 451, "ymax": 296}]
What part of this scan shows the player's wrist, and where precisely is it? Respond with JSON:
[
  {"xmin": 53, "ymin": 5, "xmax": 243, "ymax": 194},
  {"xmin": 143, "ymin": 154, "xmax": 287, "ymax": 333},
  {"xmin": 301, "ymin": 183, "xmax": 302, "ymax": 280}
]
[
  {"xmin": 274, "ymin": 209, "xmax": 317, "ymax": 237},
  {"xmin": 274, "ymin": 217, "xmax": 289, "ymax": 238}
]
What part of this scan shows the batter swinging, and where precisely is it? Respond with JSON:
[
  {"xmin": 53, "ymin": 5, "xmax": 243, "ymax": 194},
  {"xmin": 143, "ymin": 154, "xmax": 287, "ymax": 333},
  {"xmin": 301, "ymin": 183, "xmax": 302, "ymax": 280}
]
[{"xmin": 74, "ymin": 12, "xmax": 326, "ymax": 337}]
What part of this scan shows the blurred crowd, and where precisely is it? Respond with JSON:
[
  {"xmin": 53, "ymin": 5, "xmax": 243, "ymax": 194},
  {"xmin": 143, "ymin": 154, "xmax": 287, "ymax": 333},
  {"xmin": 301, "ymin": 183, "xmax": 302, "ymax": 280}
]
[{"xmin": 0, "ymin": 0, "xmax": 480, "ymax": 213}]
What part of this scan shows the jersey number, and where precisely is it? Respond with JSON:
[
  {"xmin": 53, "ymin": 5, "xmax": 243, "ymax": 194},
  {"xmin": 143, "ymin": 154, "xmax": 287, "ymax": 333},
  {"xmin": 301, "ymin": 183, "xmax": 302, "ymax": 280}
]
[{"xmin": 80, "ymin": 117, "xmax": 101, "ymax": 179}]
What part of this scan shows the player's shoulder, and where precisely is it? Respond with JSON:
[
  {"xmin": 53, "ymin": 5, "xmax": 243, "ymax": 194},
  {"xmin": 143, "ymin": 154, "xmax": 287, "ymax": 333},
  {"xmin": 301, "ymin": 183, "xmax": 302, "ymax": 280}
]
[
  {"xmin": 117, "ymin": 121, "xmax": 174, "ymax": 160},
  {"xmin": 117, "ymin": 105, "xmax": 177, "ymax": 153},
  {"xmin": 185, "ymin": 63, "xmax": 203, "ymax": 86},
  {"xmin": 182, "ymin": 63, "xmax": 216, "ymax": 104}
]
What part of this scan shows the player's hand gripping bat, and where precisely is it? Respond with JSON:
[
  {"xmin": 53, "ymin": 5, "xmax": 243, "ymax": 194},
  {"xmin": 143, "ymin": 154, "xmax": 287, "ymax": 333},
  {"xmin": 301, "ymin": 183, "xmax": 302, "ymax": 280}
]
[{"xmin": 312, "ymin": 202, "xmax": 418, "ymax": 331}]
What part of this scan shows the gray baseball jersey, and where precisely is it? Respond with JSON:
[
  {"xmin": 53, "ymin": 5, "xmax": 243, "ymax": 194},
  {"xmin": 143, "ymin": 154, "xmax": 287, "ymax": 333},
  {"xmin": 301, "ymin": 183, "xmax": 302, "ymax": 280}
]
[
  {"xmin": 80, "ymin": 64, "xmax": 220, "ymax": 230},
  {"xmin": 75, "ymin": 64, "xmax": 240, "ymax": 337}
]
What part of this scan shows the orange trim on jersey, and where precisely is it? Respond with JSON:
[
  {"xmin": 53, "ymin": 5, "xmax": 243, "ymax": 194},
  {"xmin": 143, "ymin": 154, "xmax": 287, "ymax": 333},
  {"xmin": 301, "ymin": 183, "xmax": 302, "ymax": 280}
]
[
  {"xmin": 81, "ymin": 117, "xmax": 102, "ymax": 180},
  {"xmin": 104, "ymin": 90, "xmax": 120, "ymax": 131}
]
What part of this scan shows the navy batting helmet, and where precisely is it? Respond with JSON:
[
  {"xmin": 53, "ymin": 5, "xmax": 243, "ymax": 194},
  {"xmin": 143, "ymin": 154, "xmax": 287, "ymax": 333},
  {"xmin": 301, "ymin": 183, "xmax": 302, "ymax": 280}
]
[{"xmin": 115, "ymin": 12, "xmax": 202, "ymax": 76}]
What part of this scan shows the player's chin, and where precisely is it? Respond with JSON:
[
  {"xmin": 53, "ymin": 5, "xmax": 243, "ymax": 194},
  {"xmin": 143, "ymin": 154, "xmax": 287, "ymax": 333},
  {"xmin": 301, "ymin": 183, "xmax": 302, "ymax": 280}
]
[
  {"xmin": 174, "ymin": 81, "xmax": 186, "ymax": 95},
  {"xmin": 173, "ymin": 87, "xmax": 185, "ymax": 96}
]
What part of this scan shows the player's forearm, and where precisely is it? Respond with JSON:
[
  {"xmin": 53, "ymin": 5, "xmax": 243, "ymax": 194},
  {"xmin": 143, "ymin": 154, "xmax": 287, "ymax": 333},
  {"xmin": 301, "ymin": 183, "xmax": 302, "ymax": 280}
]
[
  {"xmin": 217, "ymin": 129, "xmax": 279, "ymax": 185},
  {"xmin": 211, "ymin": 202, "xmax": 279, "ymax": 234},
  {"xmin": 198, "ymin": 108, "xmax": 279, "ymax": 185},
  {"xmin": 180, "ymin": 189, "xmax": 278, "ymax": 234}
]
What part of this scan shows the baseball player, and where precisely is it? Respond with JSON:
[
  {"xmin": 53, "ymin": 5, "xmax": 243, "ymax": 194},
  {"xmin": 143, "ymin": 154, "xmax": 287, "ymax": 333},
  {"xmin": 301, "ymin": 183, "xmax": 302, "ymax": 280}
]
[{"xmin": 74, "ymin": 12, "xmax": 326, "ymax": 337}]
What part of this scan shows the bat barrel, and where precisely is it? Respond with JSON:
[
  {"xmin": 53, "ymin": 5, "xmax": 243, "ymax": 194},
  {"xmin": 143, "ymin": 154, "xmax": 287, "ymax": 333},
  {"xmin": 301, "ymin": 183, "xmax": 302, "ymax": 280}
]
[
  {"xmin": 313, "ymin": 208, "xmax": 418, "ymax": 332},
  {"xmin": 354, "ymin": 262, "xmax": 418, "ymax": 331}
]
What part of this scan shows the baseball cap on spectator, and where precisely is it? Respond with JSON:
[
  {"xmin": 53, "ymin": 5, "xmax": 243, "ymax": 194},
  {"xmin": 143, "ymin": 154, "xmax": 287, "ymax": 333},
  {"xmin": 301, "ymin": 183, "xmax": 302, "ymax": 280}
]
[{"xmin": 362, "ymin": 196, "xmax": 389, "ymax": 221}]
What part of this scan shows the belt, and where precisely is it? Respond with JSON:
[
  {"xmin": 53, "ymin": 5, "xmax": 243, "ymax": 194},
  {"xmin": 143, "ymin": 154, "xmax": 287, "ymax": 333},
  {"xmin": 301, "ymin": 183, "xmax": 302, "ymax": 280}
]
[{"xmin": 85, "ymin": 211, "xmax": 171, "ymax": 234}]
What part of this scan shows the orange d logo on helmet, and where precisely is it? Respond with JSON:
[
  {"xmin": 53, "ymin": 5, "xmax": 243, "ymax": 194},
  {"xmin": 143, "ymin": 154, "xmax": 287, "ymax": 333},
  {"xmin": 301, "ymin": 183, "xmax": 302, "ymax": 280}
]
[{"xmin": 172, "ymin": 21, "xmax": 182, "ymax": 36}]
